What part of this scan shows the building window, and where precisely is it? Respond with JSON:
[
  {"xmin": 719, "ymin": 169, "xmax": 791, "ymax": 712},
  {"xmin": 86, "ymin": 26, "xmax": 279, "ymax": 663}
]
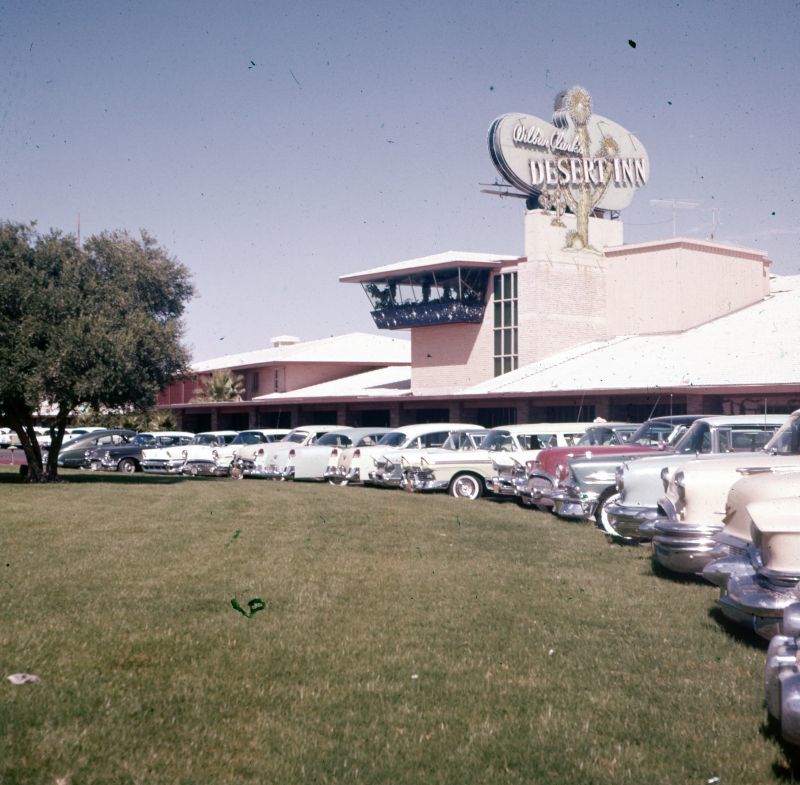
[
  {"xmin": 251, "ymin": 371, "xmax": 260, "ymax": 394},
  {"xmin": 493, "ymin": 271, "xmax": 518, "ymax": 376},
  {"xmin": 274, "ymin": 369, "xmax": 280, "ymax": 392}
]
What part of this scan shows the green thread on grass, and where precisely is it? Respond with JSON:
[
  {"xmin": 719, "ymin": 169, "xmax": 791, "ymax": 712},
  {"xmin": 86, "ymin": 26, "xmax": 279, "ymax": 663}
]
[{"xmin": 230, "ymin": 597, "xmax": 266, "ymax": 617}]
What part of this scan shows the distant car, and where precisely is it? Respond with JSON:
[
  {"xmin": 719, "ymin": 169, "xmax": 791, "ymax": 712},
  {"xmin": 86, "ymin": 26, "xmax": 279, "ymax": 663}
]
[
  {"xmin": 403, "ymin": 424, "xmax": 567, "ymax": 500},
  {"xmin": 141, "ymin": 431, "xmax": 238, "ymax": 475},
  {"xmin": 371, "ymin": 427, "xmax": 490, "ymax": 490},
  {"xmin": 324, "ymin": 423, "xmax": 481, "ymax": 487},
  {"xmin": 84, "ymin": 431, "xmax": 195, "ymax": 473},
  {"xmin": 288, "ymin": 428, "xmax": 392, "ymax": 482},
  {"xmin": 605, "ymin": 414, "xmax": 787, "ymax": 541},
  {"xmin": 490, "ymin": 421, "xmax": 622, "ymax": 500},
  {"xmin": 245, "ymin": 426, "xmax": 345, "ymax": 479},
  {"xmin": 56, "ymin": 429, "xmax": 138, "ymax": 469},
  {"xmin": 228, "ymin": 430, "xmax": 293, "ymax": 478}
]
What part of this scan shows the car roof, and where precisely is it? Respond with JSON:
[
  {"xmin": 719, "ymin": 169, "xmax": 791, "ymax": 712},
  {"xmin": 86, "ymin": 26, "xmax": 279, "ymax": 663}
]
[
  {"xmin": 492, "ymin": 423, "xmax": 594, "ymax": 433},
  {"xmin": 139, "ymin": 431, "xmax": 195, "ymax": 437},
  {"xmin": 383, "ymin": 422, "xmax": 481, "ymax": 437},
  {"xmin": 688, "ymin": 414, "xmax": 788, "ymax": 426},
  {"xmin": 197, "ymin": 430, "xmax": 239, "ymax": 436}
]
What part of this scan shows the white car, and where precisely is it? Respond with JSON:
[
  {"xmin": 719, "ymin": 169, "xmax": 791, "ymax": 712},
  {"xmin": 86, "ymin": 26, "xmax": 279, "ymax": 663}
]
[
  {"xmin": 228, "ymin": 430, "xmax": 292, "ymax": 477},
  {"xmin": 324, "ymin": 423, "xmax": 481, "ymax": 487},
  {"xmin": 141, "ymin": 431, "xmax": 239, "ymax": 475},
  {"xmin": 245, "ymin": 426, "xmax": 345, "ymax": 479},
  {"xmin": 287, "ymin": 428, "xmax": 392, "ymax": 482}
]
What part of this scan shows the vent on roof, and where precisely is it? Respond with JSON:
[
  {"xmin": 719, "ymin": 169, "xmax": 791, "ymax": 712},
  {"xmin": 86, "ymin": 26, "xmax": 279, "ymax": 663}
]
[{"xmin": 271, "ymin": 335, "xmax": 300, "ymax": 347}]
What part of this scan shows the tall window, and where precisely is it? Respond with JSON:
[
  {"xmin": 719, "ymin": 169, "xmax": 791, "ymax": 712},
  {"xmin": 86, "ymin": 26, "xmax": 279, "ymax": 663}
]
[{"xmin": 493, "ymin": 271, "xmax": 518, "ymax": 376}]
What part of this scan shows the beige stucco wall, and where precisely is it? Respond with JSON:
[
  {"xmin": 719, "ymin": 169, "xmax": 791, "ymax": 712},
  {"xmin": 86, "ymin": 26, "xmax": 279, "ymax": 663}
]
[{"xmin": 605, "ymin": 240, "xmax": 770, "ymax": 335}]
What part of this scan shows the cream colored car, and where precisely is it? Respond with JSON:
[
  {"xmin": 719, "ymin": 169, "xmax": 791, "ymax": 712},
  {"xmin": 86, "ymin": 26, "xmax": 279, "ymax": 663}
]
[{"xmin": 653, "ymin": 410, "xmax": 800, "ymax": 574}]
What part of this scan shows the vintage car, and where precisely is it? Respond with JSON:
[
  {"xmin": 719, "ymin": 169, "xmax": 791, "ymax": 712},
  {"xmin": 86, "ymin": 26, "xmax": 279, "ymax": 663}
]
[
  {"xmin": 702, "ymin": 469, "xmax": 800, "ymax": 595},
  {"xmin": 517, "ymin": 416, "xmax": 700, "ymax": 512},
  {"xmin": 605, "ymin": 415, "xmax": 788, "ymax": 542},
  {"xmin": 141, "ymin": 431, "xmax": 238, "ymax": 475},
  {"xmin": 176, "ymin": 429, "xmax": 289, "ymax": 477},
  {"xmin": 227, "ymin": 430, "xmax": 292, "ymax": 477},
  {"xmin": 85, "ymin": 431, "xmax": 195, "ymax": 472},
  {"xmin": 702, "ymin": 497, "xmax": 800, "ymax": 640},
  {"xmin": 282, "ymin": 428, "xmax": 392, "ymax": 482},
  {"xmin": 403, "ymin": 424, "xmax": 593, "ymax": 500},
  {"xmin": 764, "ymin": 601, "xmax": 800, "ymax": 746},
  {"xmin": 324, "ymin": 423, "xmax": 480, "ymax": 487},
  {"xmin": 56, "ymin": 429, "xmax": 138, "ymax": 469},
  {"xmin": 652, "ymin": 410, "xmax": 800, "ymax": 574},
  {"xmin": 244, "ymin": 426, "xmax": 344, "ymax": 479},
  {"xmin": 372, "ymin": 428, "xmax": 491, "ymax": 495},
  {"xmin": 481, "ymin": 422, "xmax": 593, "ymax": 498}
]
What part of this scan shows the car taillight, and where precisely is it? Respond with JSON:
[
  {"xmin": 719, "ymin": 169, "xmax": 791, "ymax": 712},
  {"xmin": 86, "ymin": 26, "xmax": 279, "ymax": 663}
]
[
  {"xmin": 353, "ymin": 448, "xmax": 361, "ymax": 458},
  {"xmin": 257, "ymin": 447, "xmax": 264, "ymax": 455},
  {"xmin": 330, "ymin": 448, "xmax": 339, "ymax": 457},
  {"xmin": 288, "ymin": 449, "xmax": 295, "ymax": 458}
]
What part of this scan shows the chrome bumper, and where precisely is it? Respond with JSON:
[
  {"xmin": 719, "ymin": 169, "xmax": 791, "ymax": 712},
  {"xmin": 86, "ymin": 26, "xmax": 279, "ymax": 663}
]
[
  {"xmin": 604, "ymin": 501, "xmax": 659, "ymax": 540},
  {"xmin": 651, "ymin": 518, "xmax": 728, "ymax": 574},
  {"xmin": 406, "ymin": 470, "xmax": 448, "ymax": 492},
  {"xmin": 243, "ymin": 464, "xmax": 295, "ymax": 480},
  {"xmin": 550, "ymin": 488, "xmax": 596, "ymax": 520},
  {"xmin": 718, "ymin": 571, "xmax": 800, "ymax": 640},
  {"xmin": 182, "ymin": 461, "xmax": 231, "ymax": 477},
  {"xmin": 765, "ymin": 604, "xmax": 800, "ymax": 745},
  {"xmin": 490, "ymin": 476, "xmax": 522, "ymax": 497},
  {"xmin": 142, "ymin": 462, "xmax": 185, "ymax": 474},
  {"xmin": 324, "ymin": 465, "xmax": 361, "ymax": 483}
]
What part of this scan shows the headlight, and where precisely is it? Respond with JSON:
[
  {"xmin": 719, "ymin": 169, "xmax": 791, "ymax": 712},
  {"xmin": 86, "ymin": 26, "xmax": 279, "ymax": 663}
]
[
  {"xmin": 615, "ymin": 465, "xmax": 625, "ymax": 492},
  {"xmin": 212, "ymin": 449, "xmax": 219, "ymax": 459},
  {"xmin": 385, "ymin": 460, "xmax": 395, "ymax": 472},
  {"xmin": 674, "ymin": 470, "xmax": 686, "ymax": 504},
  {"xmin": 660, "ymin": 466, "xmax": 671, "ymax": 492},
  {"xmin": 181, "ymin": 449, "xmax": 188, "ymax": 459}
]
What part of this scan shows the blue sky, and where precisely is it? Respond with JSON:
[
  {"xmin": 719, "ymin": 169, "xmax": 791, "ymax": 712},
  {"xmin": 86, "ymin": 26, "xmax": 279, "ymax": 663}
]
[{"xmin": 2, "ymin": 1, "xmax": 798, "ymax": 361}]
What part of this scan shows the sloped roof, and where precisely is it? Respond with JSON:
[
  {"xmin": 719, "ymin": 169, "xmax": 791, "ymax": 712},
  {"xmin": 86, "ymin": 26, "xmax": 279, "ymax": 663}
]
[
  {"xmin": 339, "ymin": 250, "xmax": 521, "ymax": 283},
  {"xmin": 253, "ymin": 365, "xmax": 411, "ymax": 401},
  {"xmin": 463, "ymin": 275, "xmax": 800, "ymax": 395},
  {"xmin": 192, "ymin": 333, "xmax": 410, "ymax": 373}
]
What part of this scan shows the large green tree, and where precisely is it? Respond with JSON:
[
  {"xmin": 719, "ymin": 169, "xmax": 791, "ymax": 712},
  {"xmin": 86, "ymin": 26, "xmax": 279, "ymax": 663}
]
[{"xmin": 0, "ymin": 222, "xmax": 194, "ymax": 481}]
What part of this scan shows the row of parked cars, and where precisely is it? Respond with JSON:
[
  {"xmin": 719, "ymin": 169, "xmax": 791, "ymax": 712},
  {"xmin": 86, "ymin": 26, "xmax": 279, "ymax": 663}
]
[{"xmin": 42, "ymin": 411, "xmax": 800, "ymax": 745}]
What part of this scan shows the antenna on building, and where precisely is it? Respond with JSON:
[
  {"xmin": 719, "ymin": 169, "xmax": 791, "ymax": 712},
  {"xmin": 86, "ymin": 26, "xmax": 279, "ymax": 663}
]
[
  {"xmin": 649, "ymin": 199, "xmax": 700, "ymax": 237},
  {"xmin": 708, "ymin": 207, "xmax": 721, "ymax": 240}
]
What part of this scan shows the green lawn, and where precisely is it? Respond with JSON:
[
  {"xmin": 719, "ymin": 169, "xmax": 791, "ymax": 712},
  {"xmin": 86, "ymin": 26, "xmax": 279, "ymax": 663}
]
[{"xmin": 0, "ymin": 468, "xmax": 793, "ymax": 784}]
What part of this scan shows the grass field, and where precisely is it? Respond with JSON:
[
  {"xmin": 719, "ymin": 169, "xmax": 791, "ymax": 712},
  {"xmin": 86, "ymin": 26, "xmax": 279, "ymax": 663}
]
[{"xmin": 0, "ymin": 467, "xmax": 795, "ymax": 784}]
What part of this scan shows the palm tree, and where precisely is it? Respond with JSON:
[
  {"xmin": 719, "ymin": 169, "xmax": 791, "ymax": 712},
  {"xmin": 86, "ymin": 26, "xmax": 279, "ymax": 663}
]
[{"xmin": 192, "ymin": 369, "xmax": 246, "ymax": 402}]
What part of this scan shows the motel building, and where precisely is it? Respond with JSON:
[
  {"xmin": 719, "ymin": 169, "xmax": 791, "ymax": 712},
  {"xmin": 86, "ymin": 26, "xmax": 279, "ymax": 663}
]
[{"xmin": 158, "ymin": 87, "xmax": 800, "ymax": 432}]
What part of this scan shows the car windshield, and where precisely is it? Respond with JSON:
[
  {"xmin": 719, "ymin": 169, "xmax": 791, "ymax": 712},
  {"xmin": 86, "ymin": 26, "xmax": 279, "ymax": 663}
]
[
  {"xmin": 285, "ymin": 432, "xmax": 309, "ymax": 444},
  {"xmin": 673, "ymin": 422, "xmax": 712, "ymax": 454},
  {"xmin": 316, "ymin": 432, "xmax": 352, "ymax": 447},
  {"xmin": 766, "ymin": 414, "xmax": 800, "ymax": 455},
  {"xmin": 193, "ymin": 434, "xmax": 230, "ymax": 446},
  {"xmin": 442, "ymin": 430, "xmax": 490, "ymax": 450},
  {"xmin": 377, "ymin": 432, "xmax": 406, "ymax": 447},
  {"xmin": 133, "ymin": 434, "xmax": 156, "ymax": 447},
  {"xmin": 482, "ymin": 431, "xmax": 515, "ymax": 452},
  {"xmin": 628, "ymin": 422, "xmax": 678, "ymax": 446},
  {"xmin": 231, "ymin": 432, "xmax": 267, "ymax": 445},
  {"xmin": 577, "ymin": 426, "xmax": 632, "ymax": 446}
]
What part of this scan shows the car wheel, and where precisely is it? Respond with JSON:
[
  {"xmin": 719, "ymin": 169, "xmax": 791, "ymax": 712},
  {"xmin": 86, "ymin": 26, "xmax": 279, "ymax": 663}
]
[
  {"xmin": 118, "ymin": 458, "xmax": 137, "ymax": 474},
  {"xmin": 230, "ymin": 466, "xmax": 243, "ymax": 480},
  {"xmin": 328, "ymin": 477, "xmax": 349, "ymax": 486},
  {"xmin": 594, "ymin": 489, "xmax": 637, "ymax": 542},
  {"xmin": 449, "ymin": 473, "xmax": 482, "ymax": 500}
]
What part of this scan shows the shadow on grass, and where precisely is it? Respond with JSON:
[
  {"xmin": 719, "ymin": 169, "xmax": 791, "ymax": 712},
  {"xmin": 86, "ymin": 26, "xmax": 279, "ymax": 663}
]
[
  {"xmin": 760, "ymin": 714, "xmax": 800, "ymax": 781},
  {"xmin": 706, "ymin": 606, "xmax": 768, "ymax": 650},
  {"xmin": 0, "ymin": 471, "xmax": 187, "ymax": 486}
]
